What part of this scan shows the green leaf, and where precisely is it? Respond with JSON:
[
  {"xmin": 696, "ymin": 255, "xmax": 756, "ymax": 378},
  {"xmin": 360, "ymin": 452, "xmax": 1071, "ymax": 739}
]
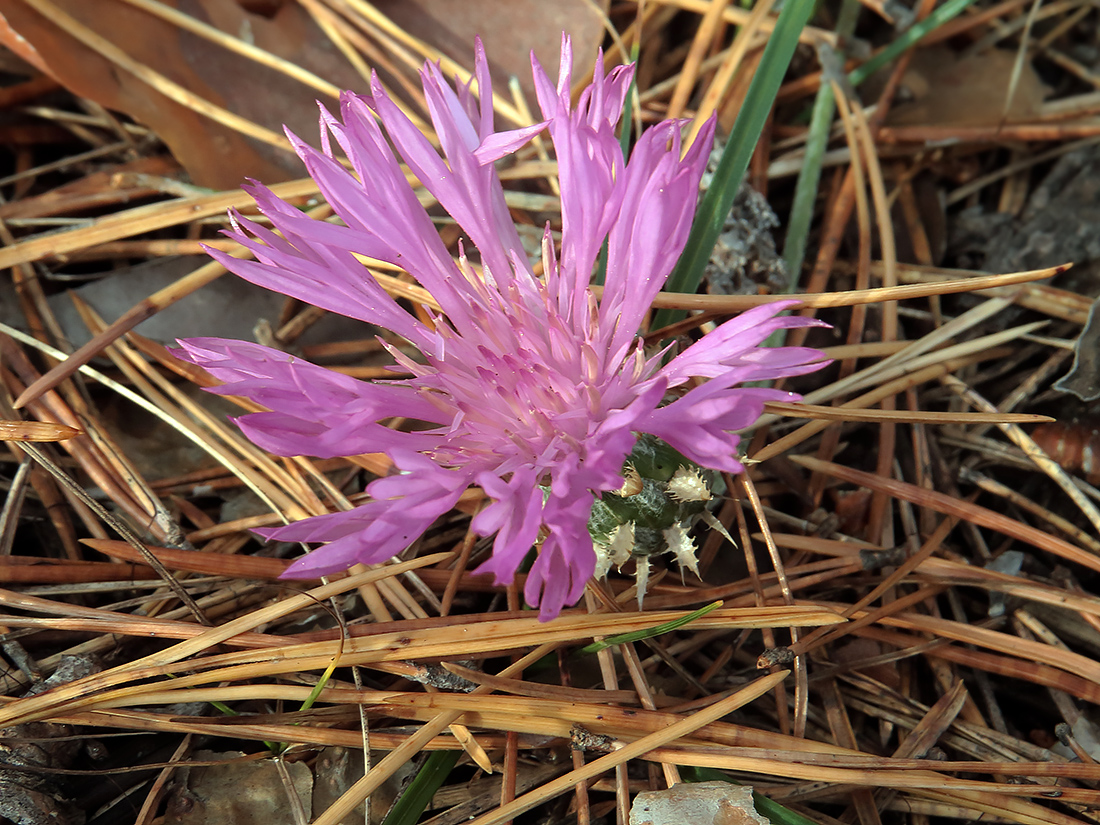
[
  {"xmin": 618, "ymin": 46, "xmax": 641, "ymax": 160},
  {"xmin": 300, "ymin": 657, "xmax": 339, "ymax": 712},
  {"xmin": 579, "ymin": 600, "xmax": 722, "ymax": 654},
  {"xmin": 380, "ymin": 750, "xmax": 462, "ymax": 825},
  {"xmin": 651, "ymin": 0, "xmax": 816, "ymax": 331}
]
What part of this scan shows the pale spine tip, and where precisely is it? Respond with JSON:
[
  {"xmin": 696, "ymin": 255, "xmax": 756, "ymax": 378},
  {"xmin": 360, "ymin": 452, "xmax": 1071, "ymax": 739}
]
[
  {"xmin": 608, "ymin": 522, "xmax": 635, "ymax": 568},
  {"xmin": 634, "ymin": 555, "xmax": 651, "ymax": 609},
  {"xmin": 618, "ymin": 464, "xmax": 643, "ymax": 497},
  {"xmin": 666, "ymin": 465, "xmax": 712, "ymax": 503},
  {"xmin": 664, "ymin": 523, "xmax": 701, "ymax": 579}
]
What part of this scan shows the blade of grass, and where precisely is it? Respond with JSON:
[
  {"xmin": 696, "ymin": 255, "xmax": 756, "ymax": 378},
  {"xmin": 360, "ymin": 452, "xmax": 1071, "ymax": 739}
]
[
  {"xmin": 652, "ymin": 0, "xmax": 815, "ymax": 331},
  {"xmin": 579, "ymin": 600, "xmax": 722, "ymax": 654},
  {"xmin": 847, "ymin": 0, "xmax": 976, "ymax": 87},
  {"xmin": 781, "ymin": 0, "xmax": 862, "ymax": 283},
  {"xmin": 780, "ymin": 81, "xmax": 836, "ymax": 283},
  {"xmin": 658, "ymin": 0, "xmax": 976, "ymax": 332},
  {"xmin": 380, "ymin": 750, "xmax": 462, "ymax": 825},
  {"xmin": 595, "ymin": 40, "xmax": 641, "ymax": 287}
]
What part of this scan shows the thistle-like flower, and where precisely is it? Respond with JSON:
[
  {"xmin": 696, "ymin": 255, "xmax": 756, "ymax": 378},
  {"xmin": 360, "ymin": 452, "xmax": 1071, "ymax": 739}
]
[{"xmin": 176, "ymin": 37, "xmax": 828, "ymax": 620}]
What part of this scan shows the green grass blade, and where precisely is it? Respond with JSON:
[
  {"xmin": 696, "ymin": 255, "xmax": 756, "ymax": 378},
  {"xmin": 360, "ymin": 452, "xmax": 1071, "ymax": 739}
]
[
  {"xmin": 780, "ymin": 80, "xmax": 836, "ymax": 285},
  {"xmin": 618, "ymin": 51, "xmax": 641, "ymax": 160},
  {"xmin": 595, "ymin": 42, "xmax": 641, "ymax": 287},
  {"xmin": 848, "ymin": 0, "xmax": 976, "ymax": 88},
  {"xmin": 651, "ymin": 0, "xmax": 816, "ymax": 331},
  {"xmin": 579, "ymin": 601, "xmax": 721, "ymax": 654},
  {"xmin": 781, "ymin": 0, "xmax": 862, "ymax": 286},
  {"xmin": 380, "ymin": 750, "xmax": 462, "ymax": 825},
  {"xmin": 770, "ymin": 0, "xmax": 975, "ymax": 349}
]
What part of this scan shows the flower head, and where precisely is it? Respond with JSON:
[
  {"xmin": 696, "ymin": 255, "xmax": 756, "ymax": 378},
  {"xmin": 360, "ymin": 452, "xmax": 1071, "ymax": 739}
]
[{"xmin": 176, "ymin": 36, "xmax": 828, "ymax": 620}]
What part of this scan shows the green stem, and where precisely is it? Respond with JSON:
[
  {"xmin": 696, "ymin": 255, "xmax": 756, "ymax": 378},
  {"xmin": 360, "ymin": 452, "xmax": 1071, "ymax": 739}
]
[{"xmin": 652, "ymin": 0, "xmax": 816, "ymax": 331}]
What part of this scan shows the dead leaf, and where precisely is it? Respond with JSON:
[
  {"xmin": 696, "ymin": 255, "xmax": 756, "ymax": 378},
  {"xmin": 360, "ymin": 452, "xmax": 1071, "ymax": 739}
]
[
  {"xmin": 0, "ymin": 0, "xmax": 364, "ymax": 188},
  {"xmin": 162, "ymin": 748, "xmax": 407, "ymax": 825},
  {"xmin": 0, "ymin": 657, "xmax": 101, "ymax": 825},
  {"xmin": 1055, "ymin": 298, "xmax": 1100, "ymax": 401},
  {"xmin": 376, "ymin": 0, "xmax": 609, "ymax": 109},
  {"xmin": 164, "ymin": 751, "xmax": 311, "ymax": 825},
  {"xmin": 886, "ymin": 46, "xmax": 1048, "ymax": 127}
]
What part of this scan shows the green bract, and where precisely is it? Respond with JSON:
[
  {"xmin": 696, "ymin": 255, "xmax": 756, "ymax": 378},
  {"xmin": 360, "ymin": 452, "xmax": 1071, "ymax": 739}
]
[{"xmin": 588, "ymin": 434, "xmax": 724, "ymax": 601}]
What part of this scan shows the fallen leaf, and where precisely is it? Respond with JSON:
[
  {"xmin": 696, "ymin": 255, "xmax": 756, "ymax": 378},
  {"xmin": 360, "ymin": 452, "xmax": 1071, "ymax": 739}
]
[
  {"xmin": 886, "ymin": 46, "xmax": 1048, "ymax": 127},
  {"xmin": 1055, "ymin": 299, "xmax": 1100, "ymax": 401},
  {"xmin": 376, "ymin": 0, "xmax": 609, "ymax": 109},
  {"xmin": 163, "ymin": 751, "xmax": 311, "ymax": 825},
  {"xmin": 0, "ymin": 0, "xmax": 364, "ymax": 188}
]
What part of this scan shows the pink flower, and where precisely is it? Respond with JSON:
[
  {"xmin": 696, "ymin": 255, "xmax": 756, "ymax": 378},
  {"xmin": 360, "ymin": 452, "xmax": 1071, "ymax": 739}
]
[{"xmin": 176, "ymin": 37, "xmax": 827, "ymax": 620}]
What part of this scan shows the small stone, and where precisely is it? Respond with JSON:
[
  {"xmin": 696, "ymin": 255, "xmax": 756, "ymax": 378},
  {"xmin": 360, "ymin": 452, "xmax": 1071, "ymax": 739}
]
[{"xmin": 629, "ymin": 781, "xmax": 772, "ymax": 825}]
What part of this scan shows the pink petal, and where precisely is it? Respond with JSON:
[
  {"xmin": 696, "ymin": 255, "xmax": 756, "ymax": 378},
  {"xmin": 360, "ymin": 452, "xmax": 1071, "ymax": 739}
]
[
  {"xmin": 600, "ymin": 116, "xmax": 717, "ymax": 356},
  {"xmin": 639, "ymin": 383, "xmax": 803, "ymax": 472},
  {"xmin": 276, "ymin": 457, "xmax": 472, "ymax": 577},
  {"xmin": 470, "ymin": 466, "xmax": 546, "ymax": 583},
  {"xmin": 660, "ymin": 302, "xmax": 829, "ymax": 385},
  {"xmin": 175, "ymin": 338, "xmax": 445, "ymax": 458}
]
